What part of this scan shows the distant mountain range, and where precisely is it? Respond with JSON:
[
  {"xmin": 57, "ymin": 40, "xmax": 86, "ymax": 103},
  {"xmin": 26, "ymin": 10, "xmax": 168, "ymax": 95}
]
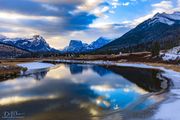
[
  {"xmin": 62, "ymin": 37, "xmax": 112, "ymax": 54},
  {"xmin": 0, "ymin": 35, "xmax": 113, "ymax": 55},
  {"xmin": 96, "ymin": 12, "xmax": 180, "ymax": 54},
  {"xmin": 0, "ymin": 35, "xmax": 59, "ymax": 53}
]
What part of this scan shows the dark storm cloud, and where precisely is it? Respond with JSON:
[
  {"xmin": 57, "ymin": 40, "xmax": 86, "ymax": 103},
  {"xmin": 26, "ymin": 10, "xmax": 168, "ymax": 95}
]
[
  {"xmin": 0, "ymin": 0, "xmax": 79, "ymax": 16},
  {"xmin": 17, "ymin": 13, "xmax": 96, "ymax": 34},
  {"xmin": 0, "ymin": 0, "xmax": 97, "ymax": 34}
]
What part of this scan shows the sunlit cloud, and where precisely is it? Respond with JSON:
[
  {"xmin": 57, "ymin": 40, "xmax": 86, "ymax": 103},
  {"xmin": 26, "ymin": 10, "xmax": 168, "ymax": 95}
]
[
  {"xmin": 76, "ymin": 0, "xmax": 104, "ymax": 12},
  {"xmin": 0, "ymin": 12, "xmax": 59, "ymax": 21}
]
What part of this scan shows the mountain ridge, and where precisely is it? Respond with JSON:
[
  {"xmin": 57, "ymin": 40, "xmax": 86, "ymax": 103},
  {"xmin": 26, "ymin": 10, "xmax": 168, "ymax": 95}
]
[
  {"xmin": 63, "ymin": 37, "xmax": 113, "ymax": 54},
  {"xmin": 0, "ymin": 35, "xmax": 59, "ymax": 53},
  {"xmin": 96, "ymin": 12, "xmax": 180, "ymax": 54},
  {"xmin": 0, "ymin": 43, "xmax": 31, "ymax": 58}
]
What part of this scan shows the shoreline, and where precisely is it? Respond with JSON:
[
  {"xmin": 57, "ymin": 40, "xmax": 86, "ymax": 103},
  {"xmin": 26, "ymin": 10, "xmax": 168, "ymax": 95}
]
[
  {"xmin": 0, "ymin": 58, "xmax": 179, "ymax": 80},
  {"xmin": 0, "ymin": 64, "xmax": 23, "ymax": 81},
  {"xmin": 0, "ymin": 59, "xmax": 179, "ymax": 120}
]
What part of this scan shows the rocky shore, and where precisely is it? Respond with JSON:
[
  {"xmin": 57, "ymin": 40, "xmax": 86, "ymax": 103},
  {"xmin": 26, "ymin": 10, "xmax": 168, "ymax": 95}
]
[{"xmin": 0, "ymin": 64, "xmax": 25, "ymax": 81}]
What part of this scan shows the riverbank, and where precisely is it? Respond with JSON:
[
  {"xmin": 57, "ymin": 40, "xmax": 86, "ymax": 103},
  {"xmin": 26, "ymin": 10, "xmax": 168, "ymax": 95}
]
[
  {"xmin": 0, "ymin": 58, "xmax": 179, "ymax": 77},
  {"xmin": 0, "ymin": 64, "xmax": 23, "ymax": 81},
  {"xmin": 40, "ymin": 59, "xmax": 180, "ymax": 120},
  {"xmin": 0, "ymin": 58, "xmax": 179, "ymax": 120},
  {"xmin": 0, "ymin": 52, "xmax": 179, "ymax": 79}
]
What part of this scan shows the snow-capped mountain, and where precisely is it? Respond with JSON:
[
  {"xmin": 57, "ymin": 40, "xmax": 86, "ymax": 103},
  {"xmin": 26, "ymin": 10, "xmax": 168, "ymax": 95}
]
[
  {"xmin": 63, "ymin": 37, "xmax": 112, "ymax": 53},
  {"xmin": 0, "ymin": 35, "xmax": 58, "ymax": 53},
  {"xmin": 63, "ymin": 40, "xmax": 88, "ymax": 53},
  {"xmin": 97, "ymin": 12, "xmax": 180, "ymax": 54}
]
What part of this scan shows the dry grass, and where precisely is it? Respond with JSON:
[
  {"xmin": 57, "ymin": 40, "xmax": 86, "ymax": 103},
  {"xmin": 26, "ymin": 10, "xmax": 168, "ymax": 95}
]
[
  {"xmin": 118, "ymin": 61, "xmax": 180, "ymax": 72},
  {"xmin": 145, "ymin": 63, "xmax": 180, "ymax": 72},
  {"xmin": 0, "ymin": 52, "xmax": 179, "ymax": 76}
]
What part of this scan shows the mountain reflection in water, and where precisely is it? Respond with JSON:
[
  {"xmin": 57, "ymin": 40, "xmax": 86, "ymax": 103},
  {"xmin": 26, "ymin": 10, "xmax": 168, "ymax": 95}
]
[{"xmin": 0, "ymin": 63, "xmax": 170, "ymax": 120}]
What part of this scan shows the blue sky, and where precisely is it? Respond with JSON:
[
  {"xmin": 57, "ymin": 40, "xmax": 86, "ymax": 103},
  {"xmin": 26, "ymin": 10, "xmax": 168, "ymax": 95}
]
[{"xmin": 0, "ymin": 0, "xmax": 179, "ymax": 49}]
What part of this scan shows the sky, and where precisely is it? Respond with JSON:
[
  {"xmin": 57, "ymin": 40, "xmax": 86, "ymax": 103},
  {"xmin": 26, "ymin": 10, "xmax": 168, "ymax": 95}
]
[{"xmin": 0, "ymin": 0, "xmax": 179, "ymax": 49}]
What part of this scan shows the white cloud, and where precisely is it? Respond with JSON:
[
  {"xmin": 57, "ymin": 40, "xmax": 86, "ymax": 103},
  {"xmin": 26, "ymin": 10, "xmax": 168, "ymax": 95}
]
[
  {"xmin": 111, "ymin": 1, "xmax": 130, "ymax": 8},
  {"xmin": 87, "ymin": 21, "xmax": 131, "ymax": 40},
  {"xmin": 71, "ymin": 0, "xmax": 112, "ymax": 18},
  {"xmin": 46, "ymin": 36, "xmax": 68, "ymax": 49},
  {"xmin": 89, "ymin": 22, "xmax": 114, "ymax": 29},
  {"xmin": 152, "ymin": 0, "xmax": 173, "ymax": 11},
  {"xmin": 109, "ymin": 10, "xmax": 115, "ymax": 14},
  {"xmin": 75, "ymin": 0, "xmax": 104, "ymax": 13},
  {"xmin": 0, "ymin": 12, "xmax": 59, "ymax": 22},
  {"xmin": 41, "ymin": 4, "xmax": 59, "ymax": 12},
  {"xmin": 122, "ymin": 2, "xmax": 130, "ymax": 6},
  {"xmin": 101, "ymin": 6, "xmax": 110, "ymax": 12},
  {"xmin": 91, "ymin": 6, "xmax": 110, "ymax": 17},
  {"xmin": 111, "ymin": 1, "xmax": 121, "ymax": 8}
]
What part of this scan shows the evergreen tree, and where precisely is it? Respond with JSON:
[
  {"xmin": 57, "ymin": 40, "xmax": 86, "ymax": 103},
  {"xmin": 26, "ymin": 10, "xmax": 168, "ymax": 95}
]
[{"xmin": 151, "ymin": 41, "xmax": 160, "ymax": 57}]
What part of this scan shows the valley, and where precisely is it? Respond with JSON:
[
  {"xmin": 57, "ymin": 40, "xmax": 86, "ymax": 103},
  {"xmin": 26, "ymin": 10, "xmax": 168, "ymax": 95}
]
[{"xmin": 0, "ymin": 11, "xmax": 179, "ymax": 120}]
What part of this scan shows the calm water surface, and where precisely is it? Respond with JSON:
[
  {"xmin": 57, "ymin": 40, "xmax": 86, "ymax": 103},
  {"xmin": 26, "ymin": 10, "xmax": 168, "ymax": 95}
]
[{"xmin": 0, "ymin": 63, "xmax": 170, "ymax": 120}]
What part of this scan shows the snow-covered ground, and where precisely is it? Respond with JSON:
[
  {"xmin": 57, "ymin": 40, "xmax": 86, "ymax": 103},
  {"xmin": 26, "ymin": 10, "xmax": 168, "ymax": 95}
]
[
  {"xmin": 161, "ymin": 46, "xmax": 180, "ymax": 62},
  {"xmin": 17, "ymin": 62, "xmax": 54, "ymax": 70},
  {"xmin": 54, "ymin": 59, "xmax": 180, "ymax": 120}
]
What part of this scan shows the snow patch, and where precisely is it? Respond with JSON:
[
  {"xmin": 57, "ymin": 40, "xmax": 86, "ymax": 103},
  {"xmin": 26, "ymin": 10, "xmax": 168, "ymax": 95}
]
[
  {"xmin": 162, "ymin": 46, "xmax": 180, "ymax": 62},
  {"xmin": 153, "ymin": 89, "xmax": 180, "ymax": 120},
  {"xmin": 151, "ymin": 12, "xmax": 180, "ymax": 26},
  {"xmin": 152, "ymin": 17, "xmax": 175, "ymax": 25},
  {"xmin": 18, "ymin": 62, "xmax": 54, "ymax": 70},
  {"xmin": 162, "ymin": 53, "xmax": 180, "ymax": 61}
]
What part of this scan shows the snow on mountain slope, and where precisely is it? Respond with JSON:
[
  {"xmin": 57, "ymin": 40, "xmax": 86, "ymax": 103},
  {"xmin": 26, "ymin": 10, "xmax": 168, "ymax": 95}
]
[
  {"xmin": 162, "ymin": 46, "xmax": 180, "ymax": 62},
  {"xmin": 63, "ymin": 37, "xmax": 112, "ymax": 53},
  {"xmin": 150, "ymin": 12, "xmax": 180, "ymax": 25},
  {"xmin": 0, "ymin": 35, "xmax": 58, "ymax": 53},
  {"xmin": 164, "ymin": 12, "xmax": 180, "ymax": 20},
  {"xmin": 63, "ymin": 40, "xmax": 88, "ymax": 53},
  {"xmin": 87, "ymin": 37, "xmax": 112, "ymax": 50}
]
